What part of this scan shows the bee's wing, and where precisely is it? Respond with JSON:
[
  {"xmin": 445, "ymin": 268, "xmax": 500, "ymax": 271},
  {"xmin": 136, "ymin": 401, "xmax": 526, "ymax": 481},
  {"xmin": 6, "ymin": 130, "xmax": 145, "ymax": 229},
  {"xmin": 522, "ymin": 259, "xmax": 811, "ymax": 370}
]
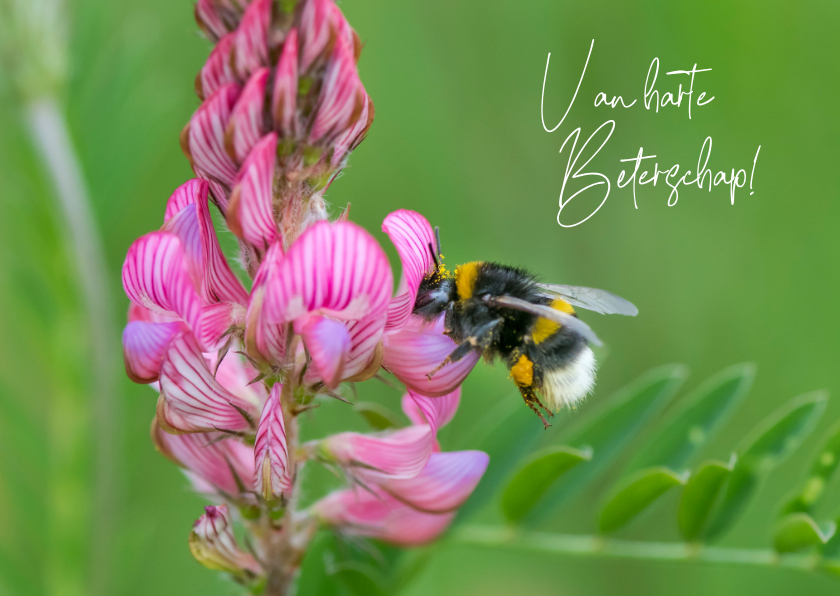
[
  {"xmin": 537, "ymin": 284, "xmax": 639, "ymax": 316},
  {"xmin": 488, "ymin": 295, "xmax": 603, "ymax": 347}
]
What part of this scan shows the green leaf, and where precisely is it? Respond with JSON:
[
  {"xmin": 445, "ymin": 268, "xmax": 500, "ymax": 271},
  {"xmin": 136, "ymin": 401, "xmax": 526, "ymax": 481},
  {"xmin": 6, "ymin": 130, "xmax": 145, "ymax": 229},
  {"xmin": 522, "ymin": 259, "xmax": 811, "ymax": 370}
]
[
  {"xmin": 773, "ymin": 513, "xmax": 836, "ymax": 553},
  {"xmin": 781, "ymin": 419, "xmax": 840, "ymax": 516},
  {"xmin": 705, "ymin": 392, "xmax": 828, "ymax": 540},
  {"xmin": 677, "ymin": 457, "xmax": 736, "ymax": 541},
  {"xmin": 598, "ymin": 467, "xmax": 687, "ymax": 533},
  {"xmin": 501, "ymin": 445, "xmax": 592, "ymax": 523},
  {"xmin": 353, "ymin": 402, "xmax": 402, "ymax": 430},
  {"xmin": 627, "ymin": 363, "xmax": 753, "ymax": 472},
  {"xmin": 533, "ymin": 364, "xmax": 687, "ymax": 518},
  {"xmin": 329, "ymin": 561, "xmax": 389, "ymax": 596}
]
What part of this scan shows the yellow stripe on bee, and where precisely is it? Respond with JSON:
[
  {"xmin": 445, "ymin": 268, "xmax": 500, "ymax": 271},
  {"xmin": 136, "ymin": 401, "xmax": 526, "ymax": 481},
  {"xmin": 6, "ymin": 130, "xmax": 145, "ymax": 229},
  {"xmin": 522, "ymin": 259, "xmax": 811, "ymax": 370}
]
[
  {"xmin": 455, "ymin": 261, "xmax": 482, "ymax": 300},
  {"xmin": 531, "ymin": 299, "xmax": 575, "ymax": 344},
  {"xmin": 511, "ymin": 354, "xmax": 534, "ymax": 387}
]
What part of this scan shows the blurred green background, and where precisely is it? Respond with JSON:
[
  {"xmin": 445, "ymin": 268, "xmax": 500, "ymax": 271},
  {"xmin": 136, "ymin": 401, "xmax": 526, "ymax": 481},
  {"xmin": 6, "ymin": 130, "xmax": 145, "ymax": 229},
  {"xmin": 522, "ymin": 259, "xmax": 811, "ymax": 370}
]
[{"xmin": 1, "ymin": 0, "xmax": 839, "ymax": 594}]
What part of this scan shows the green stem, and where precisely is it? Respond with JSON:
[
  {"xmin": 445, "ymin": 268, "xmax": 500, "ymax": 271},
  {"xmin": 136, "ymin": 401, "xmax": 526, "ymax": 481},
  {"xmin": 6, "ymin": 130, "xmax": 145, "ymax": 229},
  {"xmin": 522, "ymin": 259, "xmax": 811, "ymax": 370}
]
[{"xmin": 450, "ymin": 525, "xmax": 825, "ymax": 571}]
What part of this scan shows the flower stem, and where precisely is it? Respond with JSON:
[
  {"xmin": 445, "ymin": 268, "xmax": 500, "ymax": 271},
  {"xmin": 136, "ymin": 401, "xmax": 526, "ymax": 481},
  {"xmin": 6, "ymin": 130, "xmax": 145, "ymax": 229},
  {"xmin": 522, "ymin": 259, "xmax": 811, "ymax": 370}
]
[{"xmin": 450, "ymin": 525, "xmax": 827, "ymax": 572}]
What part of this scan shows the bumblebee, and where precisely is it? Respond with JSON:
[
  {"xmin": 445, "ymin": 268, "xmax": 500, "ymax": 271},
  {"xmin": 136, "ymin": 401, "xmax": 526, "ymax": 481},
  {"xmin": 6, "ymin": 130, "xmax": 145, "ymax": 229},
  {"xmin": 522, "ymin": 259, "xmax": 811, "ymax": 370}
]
[{"xmin": 413, "ymin": 230, "xmax": 637, "ymax": 427}]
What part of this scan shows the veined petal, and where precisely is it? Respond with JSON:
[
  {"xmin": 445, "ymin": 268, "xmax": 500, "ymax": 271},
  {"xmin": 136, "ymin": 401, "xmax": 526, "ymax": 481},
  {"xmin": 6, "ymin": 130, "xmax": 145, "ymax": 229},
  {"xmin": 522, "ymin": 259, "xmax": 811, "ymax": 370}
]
[
  {"xmin": 297, "ymin": 315, "xmax": 351, "ymax": 389},
  {"xmin": 123, "ymin": 321, "xmax": 184, "ymax": 383},
  {"xmin": 228, "ymin": 133, "xmax": 280, "ymax": 250},
  {"xmin": 331, "ymin": 92, "xmax": 373, "ymax": 166},
  {"xmin": 313, "ymin": 488, "xmax": 455, "ymax": 546},
  {"xmin": 194, "ymin": 0, "xmax": 229, "ymax": 42},
  {"xmin": 323, "ymin": 425, "xmax": 434, "ymax": 479},
  {"xmin": 402, "ymin": 387, "xmax": 461, "ymax": 434},
  {"xmin": 128, "ymin": 302, "xmax": 180, "ymax": 324},
  {"xmin": 213, "ymin": 348, "xmax": 269, "ymax": 409},
  {"xmin": 329, "ymin": 2, "xmax": 361, "ymax": 62},
  {"xmin": 190, "ymin": 505, "xmax": 262, "ymax": 575},
  {"xmin": 233, "ymin": 0, "xmax": 271, "ymax": 79},
  {"xmin": 382, "ymin": 315, "xmax": 480, "ymax": 397},
  {"xmin": 298, "ymin": 0, "xmax": 331, "ymax": 73},
  {"xmin": 245, "ymin": 242, "xmax": 288, "ymax": 363},
  {"xmin": 158, "ymin": 332, "xmax": 258, "ymax": 434},
  {"xmin": 341, "ymin": 311, "xmax": 386, "ymax": 381},
  {"xmin": 186, "ymin": 84, "xmax": 242, "ymax": 189},
  {"xmin": 197, "ymin": 33, "xmax": 236, "ymax": 100},
  {"xmin": 226, "ymin": 67, "xmax": 270, "ymax": 164},
  {"xmin": 263, "ymin": 220, "xmax": 393, "ymax": 323},
  {"xmin": 308, "ymin": 36, "xmax": 364, "ymax": 145},
  {"xmin": 381, "ymin": 210, "xmax": 436, "ymax": 331},
  {"xmin": 371, "ymin": 451, "xmax": 489, "ymax": 513},
  {"xmin": 198, "ymin": 302, "xmax": 246, "ymax": 350},
  {"xmin": 254, "ymin": 385, "xmax": 292, "ymax": 500},
  {"xmin": 271, "ymin": 28, "xmax": 298, "ymax": 135}
]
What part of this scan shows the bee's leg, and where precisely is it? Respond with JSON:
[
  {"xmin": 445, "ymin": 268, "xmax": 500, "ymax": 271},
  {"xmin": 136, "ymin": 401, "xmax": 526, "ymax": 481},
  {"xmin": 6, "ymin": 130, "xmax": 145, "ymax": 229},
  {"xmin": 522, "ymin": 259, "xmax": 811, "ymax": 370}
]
[
  {"xmin": 519, "ymin": 385, "xmax": 551, "ymax": 429},
  {"xmin": 426, "ymin": 318, "xmax": 502, "ymax": 379}
]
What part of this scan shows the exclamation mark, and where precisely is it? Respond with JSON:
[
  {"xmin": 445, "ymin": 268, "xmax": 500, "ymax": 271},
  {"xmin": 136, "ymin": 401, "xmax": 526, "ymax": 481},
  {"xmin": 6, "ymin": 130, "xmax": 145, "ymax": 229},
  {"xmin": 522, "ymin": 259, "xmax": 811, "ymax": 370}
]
[{"xmin": 750, "ymin": 145, "xmax": 761, "ymax": 195}]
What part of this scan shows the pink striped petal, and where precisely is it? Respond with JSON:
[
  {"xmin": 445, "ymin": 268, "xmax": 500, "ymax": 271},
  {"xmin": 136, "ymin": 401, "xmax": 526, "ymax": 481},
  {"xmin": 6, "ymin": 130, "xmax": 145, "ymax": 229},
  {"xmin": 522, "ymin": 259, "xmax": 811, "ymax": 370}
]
[
  {"xmin": 198, "ymin": 302, "xmax": 246, "ymax": 349},
  {"xmin": 381, "ymin": 210, "xmax": 436, "ymax": 331},
  {"xmin": 226, "ymin": 67, "xmax": 270, "ymax": 164},
  {"xmin": 341, "ymin": 311, "xmax": 387, "ymax": 380},
  {"xmin": 122, "ymin": 321, "xmax": 184, "ymax": 383},
  {"xmin": 313, "ymin": 488, "xmax": 455, "ymax": 546},
  {"xmin": 158, "ymin": 332, "xmax": 259, "ymax": 434},
  {"xmin": 228, "ymin": 133, "xmax": 280, "ymax": 249},
  {"xmin": 298, "ymin": 0, "xmax": 331, "ymax": 72},
  {"xmin": 127, "ymin": 302, "xmax": 180, "ymax": 324},
  {"xmin": 254, "ymin": 385, "xmax": 292, "ymax": 500},
  {"xmin": 402, "ymin": 387, "xmax": 461, "ymax": 434},
  {"xmin": 187, "ymin": 84, "xmax": 241, "ymax": 189},
  {"xmin": 331, "ymin": 92, "xmax": 373, "ymax": 165},
  {"xmin": 205, "ymin": 177, "xmax": 231, "ymax": 216},
  {"xmin": 263, "ymin": 220, "xmax": 393, "ymax": 323},
  {"xmin": 372, "ymin": 451, "xmax": 489, "ymax": 513},
  {"xmin": 194, "ymin": 0, "xmax": 229, "ymax": 42},
  {"xmin": 308, "ymin": 36, "xmax": 364, "ymax": 145},
  {"xmin": 323, "ymin": 425, "xmax": 434, "ymax": 479},
  {"xmin": 190, "ymin": 505, "xmax": 262, "ymax": 575},
  {"xmin": 197, "ymin": 33, "xmax": 236, "ymax": 99},
  {"xmin": 153, "ymin": 421, "xmax": 255, "ymax": 497},
  {"xmin": 271, "ymin": 28, "xmax": 298, "ymax": 135},
  {"xmin": 245, "ymin": 242, "xmax": 288, "ymax": 363},
  {"xmin": 382, "ymin": 315, "xmax": 480, "ymax": 397},
  {"xmin": 233, "ymin": 0, "xmax": 271, "ymax": 79},
  {"xmin": 297, "ymin": 315, "xmax": 351, "ymax": 389},
  {"xmin": 329, "ymin": 3, "xmax": 360, "ymax": 62},
  {"xmin": 213, "ymin": 349, "xmax": 269, "ymax": 407}
]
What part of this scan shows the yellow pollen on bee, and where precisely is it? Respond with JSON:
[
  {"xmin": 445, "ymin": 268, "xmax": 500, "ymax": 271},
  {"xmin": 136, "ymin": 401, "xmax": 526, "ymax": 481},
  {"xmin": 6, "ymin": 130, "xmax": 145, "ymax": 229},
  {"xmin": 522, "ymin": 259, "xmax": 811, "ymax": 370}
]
[
  {"xmin": 510, "ymin": 354, "xmax": 534, "ymax": 387},
  {"xmin": 455, "ymin": 261, "xmax": 482, "ymax": 299},
  {"xmin": 532, "ymin": 299, "xmax": 575, "ymax": 344}
]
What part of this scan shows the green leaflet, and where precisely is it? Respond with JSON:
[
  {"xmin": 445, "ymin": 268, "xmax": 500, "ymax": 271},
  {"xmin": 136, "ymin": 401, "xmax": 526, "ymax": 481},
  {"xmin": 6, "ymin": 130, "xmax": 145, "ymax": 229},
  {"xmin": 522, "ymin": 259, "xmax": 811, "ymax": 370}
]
[
  {"xmin": 781, "ymin": 419, "xmax": 840, "ymax": 516},
  {"xmin": 704, "ymin": 392, "xmax": 828, "ymax": 540},
  {"xmin": 598, "ymin": 467, "xmax": 687, "ymax": 533},
  {"xmin": 353, "ymin": 402, "xmax": 402, "ymax": 431},
  {"xmin": 677, "ymin": 458, "xmax": 736, "ymax": 541},
  {"xmin": 627, "ymin": 363, "xmax": 753, "ymax": 473},
  {"xmin": 501, "ymin": 446, "xmax": 592, "ymax": 523},
  {"xmin": 773, "ymin": 513, "xmax": 836, "ymax": 553}
]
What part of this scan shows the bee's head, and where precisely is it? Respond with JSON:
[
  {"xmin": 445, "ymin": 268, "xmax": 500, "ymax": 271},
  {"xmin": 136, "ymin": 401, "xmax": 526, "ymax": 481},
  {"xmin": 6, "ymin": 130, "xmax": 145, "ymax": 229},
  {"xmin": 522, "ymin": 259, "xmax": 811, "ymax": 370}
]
[{"xmin": 413, "ymin": 272, "xmax": 455, "ymax": 319}]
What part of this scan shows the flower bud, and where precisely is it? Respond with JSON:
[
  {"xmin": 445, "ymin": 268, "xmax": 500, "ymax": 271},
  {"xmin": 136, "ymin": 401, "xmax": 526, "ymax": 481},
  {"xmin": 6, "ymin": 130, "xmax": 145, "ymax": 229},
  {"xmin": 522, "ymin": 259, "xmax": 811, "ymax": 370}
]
[{"xmin": 189, "ymin": 505, "xmax": 262, "ymax": 577}]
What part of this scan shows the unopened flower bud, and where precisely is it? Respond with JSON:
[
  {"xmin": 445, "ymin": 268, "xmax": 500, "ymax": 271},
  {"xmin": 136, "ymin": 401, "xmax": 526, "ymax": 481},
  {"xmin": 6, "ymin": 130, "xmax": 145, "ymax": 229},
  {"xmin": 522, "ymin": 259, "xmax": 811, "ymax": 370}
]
[{"xmin": 189, "ymin": 505, "xmax": 262, "ymax": 577}]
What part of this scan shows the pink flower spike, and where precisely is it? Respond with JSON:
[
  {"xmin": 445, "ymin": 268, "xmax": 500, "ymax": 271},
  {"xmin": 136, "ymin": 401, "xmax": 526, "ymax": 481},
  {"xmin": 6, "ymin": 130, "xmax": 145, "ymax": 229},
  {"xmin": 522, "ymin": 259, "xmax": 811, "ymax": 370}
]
[
  {"xmin": 323, "ymin": 425, "xmax": 434, "ymax": 479},
  {"xmin": 226, "ymin": 67, "xmax": 270, "ymax": 164},
  {"xmin": 186, "ymin": 83, "xmax": 242, "ymax": 189},
  {"xmin": 157, "ymin": 331, "xmax": 259, "ymax": 434},
  {"xmin": 263, "ymin": 220, "xmax": 393, "ymax": 323},
  {"xmin": 374, "ymin": 451, "xmax": 489, "ymax": 513},
  {"xmin": 313, "ymin": 488, "xmax": 455, "ymax": 546},
  {"xmin": 298, "ymin": 0, "xmax": 331, "ymax": 73},
  {"xmin": 271, "ymin": 28, "xmax": 298, "ymax": 136},
  {"xmin": 402, "ymin": 387, "xmax": 461, "ymax": 434},
  {"xmin": 296, "ymin": 315, "xmax": 351, "ymax": 388},
  {"xmin": 309, "ymin": 36, "xmax": 364, "ymax": 145},
  {"xmin": 122, "ymin": 321, "xmax": 183, "ymax": 383},
  {"xmin": 233, "ymin": 0, "xmax": 271, "ymax": 79},
  {"xmin": 198, "ymin": 33, "xmax": 236, "ymax": 100},
  {"xmin": 381, "ymin": 210, "xmax": 437, "ymax": 331},
  {"xmin": 382, "ymin": 315, "xmax": 480, "ymax": 397},
  {"xmin": 153, "ymin": 421, "xmax": 255, "ymax": 498},
  {"xmin": 228, "ymin": 133, "xmax": 280, "ymax": 249},
  {"xmin": 254, "ymin": 384, "xmax": 293, "ymax": 501},
  {"xmin": 190, "ymin": 505, "xmax": 262, "ymax": 576}
]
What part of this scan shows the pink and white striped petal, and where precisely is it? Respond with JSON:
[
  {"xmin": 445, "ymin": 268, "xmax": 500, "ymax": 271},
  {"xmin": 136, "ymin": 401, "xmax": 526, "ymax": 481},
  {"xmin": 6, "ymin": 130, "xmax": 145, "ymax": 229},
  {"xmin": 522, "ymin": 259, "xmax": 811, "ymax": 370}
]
[
  {"xmin": 213, "ymin": 349, "xmax": 269, "ymax": 408},
  {"xmin": 296, "ymin": 315, "xmax": 351, "ymax": 389},
  {"xmin": 371, "ymin": 450, "xmax": 489, "ymax": 513},
  {"xmin": 323, "ymin": 425, "xmax": 434, "ymax": 479},
  {"xmin": 381, "ymin": 210, "xmax": 437, "ymax": 331},
  {"xmin": 271, "ymin": 28, "xmax": 298, "ymax": 136},
  {"xmin": 308, "ymin": 37, "xmax": 364, "ymax": 145},
  {"xmin": 194, "ymin": 0, "xmax": 229, "ymax": 42},
  {"xmin": 158, "ymin": 332, "xmax": 259, "ymax": 434},
  {"xmin": 382, "ymin": 315, "xmax": 480, "ymax": 397},
  {"xmin": 402, "ymin": 387, "xmax": 461, "ymax": 434},
  {"xmin": 187, "ymin": 83, "xmax": 242, "ymax": 189},
  {"xmin": 331, "ymin": 92, "xmax": 373, "ymax": 166},
  {"xmin": 122, "ymin": 321, "xmax": 184, "ymax": 383},
  {"xmin": 228, "ymin": 133, "xmax": 280, "ymax": 250},
  {"xmin": 313, "ymin": 488, "xmax": 456, "ymax": 546},
  {"xmin": 298, "ymin": 0, "xmax": 331, "ymax": 73},
  {"xmin": 262, "ymin": 220, "xmax": 393, "ymax": 323},
  {"xmin": 233, "ymin": 0, "xmax": 271, "ymax": 79},
  {"xmin": 245, "ymin": 242, "xmax": 288, "ymax": 363},
  {"xmin": 329, "ymin": 3, "xmax": 361, "ymax": 62},
  {"xmin": 341, "ymin": 311, "xmax": 387, "ymax": 381},
  {"xmin": 254, "ymin": 385, "xmax": 292, "ymax": 500},
  {"xmin": 197, "ymin": 33, "xmax": 236, "ymax": 99},
  {"xmin": 226, "ymin": 67, "xmax": 270, "ymax": 164}
]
